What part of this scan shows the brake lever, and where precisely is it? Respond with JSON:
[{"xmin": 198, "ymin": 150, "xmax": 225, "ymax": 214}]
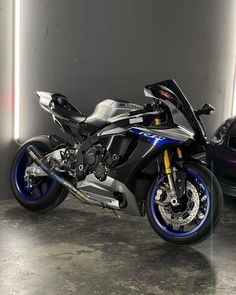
[{"xmin": 196, "ymin": 103, "xmax": 215, "ymax": 116}]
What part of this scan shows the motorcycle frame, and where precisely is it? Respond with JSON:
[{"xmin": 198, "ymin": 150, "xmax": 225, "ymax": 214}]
[{"xmin": 29, "ymin": 80, "xmax": 210, "ymax": 216}]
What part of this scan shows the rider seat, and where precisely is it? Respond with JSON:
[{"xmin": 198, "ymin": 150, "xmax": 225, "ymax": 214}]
[{"xmin": 51, "ymin": 94, "xmax": 86, "ymax": 124}]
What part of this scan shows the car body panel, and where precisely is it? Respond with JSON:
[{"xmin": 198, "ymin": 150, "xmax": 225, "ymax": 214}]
[{"xmin": 206, "ymin": 116, "xmax": 236, "ymax": 197}]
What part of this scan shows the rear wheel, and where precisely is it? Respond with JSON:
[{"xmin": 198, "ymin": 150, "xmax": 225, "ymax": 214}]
[
  {"xmin": 10, "ymin": 139, "xmax": 68, "ymax": 212},
  {"xmin": 146, "ymin": 163, "xmax": 223, "ymax": 245}
]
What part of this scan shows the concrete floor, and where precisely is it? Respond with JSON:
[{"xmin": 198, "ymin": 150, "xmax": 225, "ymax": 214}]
[{"xmin": 0, "ymin": 196, "xmax": 235, "ymax": 295}]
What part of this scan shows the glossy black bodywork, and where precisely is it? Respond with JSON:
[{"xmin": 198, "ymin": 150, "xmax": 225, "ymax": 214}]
[{"xmin": 206, "ymin": 116, "xmax": 236, "ymax": 197}]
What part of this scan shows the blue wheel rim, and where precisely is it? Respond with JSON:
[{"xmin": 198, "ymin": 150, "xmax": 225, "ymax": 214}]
[
  {"xmin": 14, "ymin": 144, "xmax": 54, "ymax": 201},
  {"xmin": 151, "ymin": 169, "xmax": 210, "ymax": 237}
]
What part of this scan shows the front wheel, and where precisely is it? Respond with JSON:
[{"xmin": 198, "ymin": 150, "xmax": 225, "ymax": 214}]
[{"xmin": 146, "ymin": 162, "xmax": 223, "ymax": 245}]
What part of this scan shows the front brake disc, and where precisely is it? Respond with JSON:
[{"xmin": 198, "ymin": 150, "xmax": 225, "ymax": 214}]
[{"xmin": 158, "ymin": 181, "xmax": 200, "ymax": 226}]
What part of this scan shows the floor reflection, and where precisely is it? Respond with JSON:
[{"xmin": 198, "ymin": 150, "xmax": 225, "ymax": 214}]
[{"xmin": 0, "ymin": 196, "xmax": 235, "ymax": 294}]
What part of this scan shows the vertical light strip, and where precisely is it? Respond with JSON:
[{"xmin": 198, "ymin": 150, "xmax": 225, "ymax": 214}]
[
  {"xmin": 14, "ymin": 0, "xmax": 21, "ymax": 140},
  {"xmin": 232, "ymin": 64, "xmax": 236, "ymax": 116}
]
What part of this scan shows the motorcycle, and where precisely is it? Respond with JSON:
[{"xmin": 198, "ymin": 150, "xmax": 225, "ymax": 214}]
[{"xmin": 11, "ymin": 79, "xmax": 223, "ymax": 245}]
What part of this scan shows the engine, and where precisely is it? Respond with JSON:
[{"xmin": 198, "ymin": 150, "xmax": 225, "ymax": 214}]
[{"xmin": 83, "ymin": 144, "xmax": 118, "ymax": 181}]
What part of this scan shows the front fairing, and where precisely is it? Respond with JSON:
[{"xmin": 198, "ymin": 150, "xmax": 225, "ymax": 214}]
[
  {"xmin": 110, "ymin": 124, "xmax": 195, "ymax": 197},
  {"xmin": 145, "ymin": 80, "xmax": 207, "ymax": 145}
]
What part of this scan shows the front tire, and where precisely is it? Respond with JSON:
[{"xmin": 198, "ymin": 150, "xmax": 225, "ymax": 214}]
[
  {"xmin": 10, "ymin": 138, "xmax": 69, "ymax": 212},
  {"xmin": 146, "ymin": 163, "xmax": 223, "ymax": 245}
]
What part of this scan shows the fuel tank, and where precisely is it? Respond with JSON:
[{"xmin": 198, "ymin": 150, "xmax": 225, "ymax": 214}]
[{"xmin": 86, "ymin": 99, "xmax": 142, "ymax": 121}]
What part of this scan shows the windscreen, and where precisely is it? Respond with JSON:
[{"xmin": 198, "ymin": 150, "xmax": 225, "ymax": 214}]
[{"xmin": 145, "ymin": 79, "xmax": 206, "ymax": 143}]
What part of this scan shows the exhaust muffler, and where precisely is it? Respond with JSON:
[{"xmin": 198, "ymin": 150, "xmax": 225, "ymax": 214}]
[{"xmin": 27, "ymin": 145, "xmax": 105, "ymax": 207}]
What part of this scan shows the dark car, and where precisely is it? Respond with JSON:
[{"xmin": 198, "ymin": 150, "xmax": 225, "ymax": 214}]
[{"xmin": 206, "ymin": 117, "xmax": 236, "ymax": 196}]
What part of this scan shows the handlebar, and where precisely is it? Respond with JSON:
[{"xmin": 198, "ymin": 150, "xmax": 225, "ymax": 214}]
[
  {"xmin": 128, "ymin": 103, "xmax": 154, "ymax": 116},
  {"xmin": 129, "ymin": 101, "xmax": 174, "ymax": 125}
]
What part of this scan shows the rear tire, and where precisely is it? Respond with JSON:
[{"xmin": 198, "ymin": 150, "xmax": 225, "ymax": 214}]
[
  {"xmin": 10, "ymin": 138, "xmax": 69, "ymax": 212},
  {"xmin": 146, "ymin": 163, "xmax": 223, "ymax": 245}
]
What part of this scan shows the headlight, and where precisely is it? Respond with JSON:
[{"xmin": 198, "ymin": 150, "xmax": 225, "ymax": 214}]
[{"xmin": 211, "ymin": 118, "xmax": 233, "ymax": 144}]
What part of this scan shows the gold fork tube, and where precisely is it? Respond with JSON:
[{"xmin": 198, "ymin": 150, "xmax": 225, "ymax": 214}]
[
  {"xmin": 176, "ymin": 147, "xmax": 183, "ymax": 159},
  {"xmin": 163, "ymin": 150, "xmax": 171, "ymax": 174},
  {"xmin": 154, "ymin": 118, "xmax": 161, "ymax": 125}
]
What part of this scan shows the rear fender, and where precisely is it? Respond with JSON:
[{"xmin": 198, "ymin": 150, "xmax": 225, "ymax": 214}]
[{"xmin": 23, "ymin": 135, "xmax": 71, "ymax": 150}]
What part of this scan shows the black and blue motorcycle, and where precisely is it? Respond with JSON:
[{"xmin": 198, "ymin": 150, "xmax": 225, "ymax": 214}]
[{"xmin": 11, "ymin": 80, "xmax": 223, "ymax": 245}]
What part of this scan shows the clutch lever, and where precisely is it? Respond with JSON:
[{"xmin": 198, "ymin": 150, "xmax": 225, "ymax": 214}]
[{"xmin": 195, "ymin": 103, "xmax": 215, "ymax": 116}]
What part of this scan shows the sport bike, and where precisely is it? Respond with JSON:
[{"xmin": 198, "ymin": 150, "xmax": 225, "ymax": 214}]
[{"xmin": 11, "ymin": 79, "xmax": 223, "ymax": 245}]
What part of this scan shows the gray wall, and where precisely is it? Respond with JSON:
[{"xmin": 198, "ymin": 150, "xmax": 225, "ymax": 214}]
[
  {"xmin": 20, "ymin": 0, "xmax": 236, "ymax": 142},
  {"xmin": 0, "ymin": 0, "xmax": 14, "ymax": 198},
  {"xmin": 1, "ymin": 0, "xmax": 236, "ymax": 198}
]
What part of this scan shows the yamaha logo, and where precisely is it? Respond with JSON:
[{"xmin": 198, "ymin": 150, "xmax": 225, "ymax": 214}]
[{"xmin": 138, "ymin": 131, "xmax": 165, "ymax": 141}]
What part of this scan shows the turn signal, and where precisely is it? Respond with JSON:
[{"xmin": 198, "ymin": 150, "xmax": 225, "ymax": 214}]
[{"xmin": 160, "ymin": 90, "xmax": 172, "ymax": 99}]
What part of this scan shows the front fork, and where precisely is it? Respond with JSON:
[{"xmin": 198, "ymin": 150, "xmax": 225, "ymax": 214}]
[
  {"xmin": 154, "ymin": 117, "xmax": 183, "ymax": 206},
  {"xmin": 163, "ymin": 149, "xmax": 182, "ymax": 206}
]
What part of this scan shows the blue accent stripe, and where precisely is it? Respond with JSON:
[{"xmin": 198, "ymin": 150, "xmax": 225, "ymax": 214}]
[{"xmin": 129, "ymin": 127, "xmax": 182, "ymax": 147}]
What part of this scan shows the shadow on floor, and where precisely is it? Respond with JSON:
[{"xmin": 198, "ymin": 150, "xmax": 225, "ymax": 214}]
[{"xmin": 0, "ymin": 198, "xmax": 219, "ymax": 295}]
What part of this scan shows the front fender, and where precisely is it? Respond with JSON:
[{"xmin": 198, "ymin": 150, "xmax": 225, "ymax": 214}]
[{"xmin": 174, "ymin": 158, "xmax": 210, "ymax": 171}]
